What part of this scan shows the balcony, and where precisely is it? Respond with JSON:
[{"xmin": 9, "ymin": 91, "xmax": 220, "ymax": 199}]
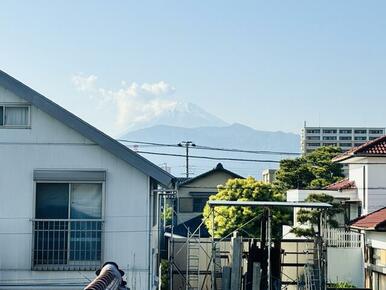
[{"xmin": 32, "ymin": 219, "xmax": 103, "ymax": 271}]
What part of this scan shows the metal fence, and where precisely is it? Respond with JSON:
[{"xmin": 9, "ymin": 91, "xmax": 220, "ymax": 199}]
[{"xmin": 32, "ymin": 219, "xmax": 103, "ymax": 270}]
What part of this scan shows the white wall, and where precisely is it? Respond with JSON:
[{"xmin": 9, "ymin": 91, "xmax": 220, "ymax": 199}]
[
  {"xmin": 348, "ymin": 157, "xmax": 386, "ymax": 215},
  {"xmin": 327, "ymin": 247, "xmax": 364, "ymax": 287},
  {"xmin": 0, "ymin": 86, "xmax": 153, "ymax": 289}
]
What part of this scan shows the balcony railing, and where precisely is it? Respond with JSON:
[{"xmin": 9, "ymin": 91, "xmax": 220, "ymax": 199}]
[
  {"xmin": 323, "ymin": 228, "xmax": 361, "ymax": 248},
  {"xmin": 32, "ymin": 219, "xmax": 103, "ymax": 270}
]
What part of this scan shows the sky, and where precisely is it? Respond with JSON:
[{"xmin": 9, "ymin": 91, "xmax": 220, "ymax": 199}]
[{"xmin": 1, "ymin": 1, "xmax": 386, "ymax": 136}]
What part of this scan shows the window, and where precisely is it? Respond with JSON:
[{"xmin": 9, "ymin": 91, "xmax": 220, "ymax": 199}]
[
  {"xmin": 0, "ymin": 105, "xmax": 30, "ymax": 127},
  {"xmin": 323, "ymin": 136, "xmax": 337, "ymax": 140},
  {"xmin": 369, "ymin": 129, "xmax": 384, "ymax": 135},
  {"xmin": 307, "ymin": 143, "xmax": 320, "ymax": 147},
  {"xmin": 306, "ymin": 136, "xmax": 320, "ymax": 140},
  {"xmin": 355, "ymin": 136, "xmax": 367, "ymax": 141},
  {"xmin": 370, "ymin": 136, "xmax": 379, "ymax": 140},
  {"xmin": 354, "ymin": 129, "xmax": 367, "ymax": 134},
  {"xmin": 339, "ymin": 143, "xmax": 352, "ymax": 147},
  {"xmin": 179, "ymin": 197, "xmax": 193, "ymax": 213},
  {"xmin": 179, "ymin": 197, "xmax": 209, "ymax": 213},
  {"xmin": 355, "ymin": 143, "xmax": 365, "ymax": 146},
  {"xmin": 33, "ymin": 182, "xmax": 103, "ymax": 270},
  {"xmin": 193, "ymin": 197, "xmax": 209, "ymax": 212},
  {"xmin": 323, "ymin": 129, "xmax": 337, "ymax": 134},
  {"xmin": 306, "ymin": 129, "xmax": 320, "ymax": 134},
  {"xmin": 339, "ymin": 136, "xmax": 352, "ymax": 140},
  {"xmin": 322, "ymin": 143, "xmax": 337, "ymax": 146},
  {"xmin": 339, "ymin": 129, "xmax": 352, "ymax": 134}
]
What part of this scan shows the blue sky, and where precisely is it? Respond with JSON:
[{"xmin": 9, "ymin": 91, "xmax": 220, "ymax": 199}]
[{"xmin": 1, "ymin": 1, "xmax": 386, "ymax": 135}]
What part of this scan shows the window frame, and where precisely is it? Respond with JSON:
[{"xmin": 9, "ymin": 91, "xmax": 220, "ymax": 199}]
[
  {"xmin": 32, "ymin": 180, "xmax": 105, "ymax": 270},
  {"xmin": 0, "ymin": 103, "xmax": 31, "ymax": 128}
]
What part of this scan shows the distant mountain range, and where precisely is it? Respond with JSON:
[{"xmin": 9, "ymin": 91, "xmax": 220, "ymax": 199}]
[{"xmin": 121, "ymin": 122, "xmax": 300, "ymax": 178}]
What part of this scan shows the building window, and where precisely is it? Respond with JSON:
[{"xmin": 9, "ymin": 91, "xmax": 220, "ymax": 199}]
[
  {"xmin": 322, "ymin": 143, "xmax": 337, "ymax": 146},
  {"xmin": 354, "ymin": 129, "xmax": 367, "ymax": 134},
  {"xmin": 306, "ymin": 136, "xmax": 320, "ymax": 140},
  {"xmin": 307, "ymin": 143, "xmax": 320, "ymax": 147},
  {"xmin": 323, "ymin": 136, "xmax": 337, "ymax": 140},
  {"xmin": 354, "ymin": 136, "xmax": 367, "ymax": 141},
  {"xmin": 339, "ymin": 143, "xmax": 352, "ymax": 147},
  {"xmin": 355, "ymin": 143, "xmax": 365, "ymax": 146},
  {"xmin": 339, "ymin": 129, "xmax": 352, "ymax": 134},
  {"xmin": 369, "ymin": 136, "xmax": 379, "ymax": 140},
  {"xmin": 0, "ymin": 104, "xmax": 30, "ymax": 127},
  {"xmin": 339, "ymin": 136, "xmax": 352, "ymax": 140},
  {"xmin": 193, "ymin": 197, "xmax": 209, "ymax": 212},
  {"xmin": 33, "ymin": 182, "xmax": 103, "ymax": 270},
  {"xmin": 369, "ymin": 130, "xmax": 384, "ymax": 134},
  {"xmin": 323, "ymin": 129, "xmax": 337, "ymax": 134},
  {"xmin": 306, "ymin": 129, "xmax": 320, "ymax": 134},
  {"xmin": 179, "ymin": 197, "xmax": 209, "ymax": 213}
]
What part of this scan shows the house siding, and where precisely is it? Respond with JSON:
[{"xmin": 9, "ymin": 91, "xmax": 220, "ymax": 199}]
[{"xmin": 0, "ymin": 86, "xmax": 153, "ymax": 289}]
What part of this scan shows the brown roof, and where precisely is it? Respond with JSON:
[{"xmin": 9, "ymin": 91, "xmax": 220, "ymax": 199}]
[
  {"xmin": 325, "ymin": 178, "xmax": 356, "ymax": 191},
  {"xmin": 333, "ymin": 135, "xmax": 386, "ymax": 162},
  {"xmin": 350, "ymin": 207, "xmax": 386, "ymax": 231}
]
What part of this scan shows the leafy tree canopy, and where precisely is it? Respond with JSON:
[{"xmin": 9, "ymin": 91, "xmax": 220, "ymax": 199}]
[
  {"xmin": 274, "ymin": 146, "xmax": 344, "ymax": 191},
  {"xmin": 203, "ymin": 177, "xmax": 290, "ymax": 238},
  {"xmin": 291, "ymin": 193, "xmax": 344, "ymax": 237}
]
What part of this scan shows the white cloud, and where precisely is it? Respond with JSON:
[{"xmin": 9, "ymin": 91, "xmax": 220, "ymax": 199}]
[
  {"xmin": 71, "ymin": 74, "xmax": 177, "ymax": 132},
  {"xmin": 71, "ymin": 74, "xmax": 98, "ymax": 92}
]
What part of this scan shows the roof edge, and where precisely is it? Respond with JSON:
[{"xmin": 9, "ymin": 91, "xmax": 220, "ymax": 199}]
[{"xmin": 0, "ymin": 70, "xmax": 174, "ymax": 186}]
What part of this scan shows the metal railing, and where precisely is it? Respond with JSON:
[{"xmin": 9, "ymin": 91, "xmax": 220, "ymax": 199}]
[{"xmin": 32, "ymin": 219, "xmax": 103, "ymax": 270}]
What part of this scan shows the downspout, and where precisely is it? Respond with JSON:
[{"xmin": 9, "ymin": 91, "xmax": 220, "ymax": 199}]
[{"xmin": 147, "ymin": 177, "xmax": 152, "ymax": 290}]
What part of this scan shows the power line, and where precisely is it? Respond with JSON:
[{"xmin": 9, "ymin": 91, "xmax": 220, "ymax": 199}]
[
  {"xmin": 117, "ymin": 139, "xmax": 300, "ymax": 156},
  {"xmin": 135, "ymin": 150, "xmax": 281, "ymax": 163}
]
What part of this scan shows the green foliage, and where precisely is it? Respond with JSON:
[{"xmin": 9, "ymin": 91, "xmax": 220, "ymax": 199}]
[
  {"xmin": 203, "ymin": 177, "xmax": 291, "ymax": 238},
  {"xmin": 161, "ymin": 205, "xmax": 173, "ymax": 226},
  {"xmin": 275, "ymin": 146, "xmax": 344, "ymax": 191},
  {"xmin": 291, "ymin": 193, "xmax": 344, "ymax": 237},
  {"xmin": 330, "ymin": 281, "xmax": 355, "ymax": 288},
  {"xmin": 160, "ymin": 260, "xmax": 169, "ymax": 290}
]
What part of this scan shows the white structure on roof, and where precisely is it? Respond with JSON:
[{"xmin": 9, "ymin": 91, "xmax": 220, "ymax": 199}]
[{"xmin": 0, "ymin": 71, "xmax": 173, "ymax": 289}]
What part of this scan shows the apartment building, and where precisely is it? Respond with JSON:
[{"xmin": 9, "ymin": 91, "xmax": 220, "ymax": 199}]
[{"xmin": 301, "ymin": 126, "xmax": 385, "ymax": 154}]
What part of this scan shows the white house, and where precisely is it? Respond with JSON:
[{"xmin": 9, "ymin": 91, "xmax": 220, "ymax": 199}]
[
  {"xmin": 350, "ymin": 207, "xmax": 386, "ymax": 289},
  {"xmin": 0, "ymin": 70, "xmax": 174, "ymax": 289},
  {"xmin": 333, "ymin": 136, "xmax": 386, "ymax": 215}
]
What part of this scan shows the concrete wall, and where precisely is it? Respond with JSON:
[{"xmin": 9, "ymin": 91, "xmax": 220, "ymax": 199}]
[
  {"xmin": 327, "ymin": 247, "xmax": 364, "ymax": 287},
  {"xmin": 0, "ymin": 86, "xmax": 155, "ymax": 289}
]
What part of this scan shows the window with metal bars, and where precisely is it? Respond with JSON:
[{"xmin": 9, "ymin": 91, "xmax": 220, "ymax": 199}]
[{"xmin": 33, "ymin": 182, "xmax": 103, "ymax": 270}]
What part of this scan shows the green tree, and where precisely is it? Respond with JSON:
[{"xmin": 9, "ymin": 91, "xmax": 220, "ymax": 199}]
[
  {"xmin": 275, "ymin": 146, "xmax": 344, "ymax": 191},
  {"xmin": 291, "ymin": 193, "xmax": 344, "ymax": 237},
  {"xmin": 161, "ymin": 205, "xmax": 173, "ymax": 226},
  {"xmin": 203, "ymin": 177, "xmax": 290, "ymax": 238}
]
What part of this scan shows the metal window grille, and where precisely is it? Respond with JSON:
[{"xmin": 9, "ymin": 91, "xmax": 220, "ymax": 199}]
[{"xmin": 32, "ymin": 219, "xmax": 103, "ymax": 270}]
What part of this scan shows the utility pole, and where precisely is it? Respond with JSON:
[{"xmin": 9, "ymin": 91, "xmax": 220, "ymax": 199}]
[{"xmin": 178, "ymin": 141, "xmax": 195, "ymax": 178}]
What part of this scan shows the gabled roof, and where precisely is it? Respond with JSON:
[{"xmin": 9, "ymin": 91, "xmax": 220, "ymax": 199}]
[
  {"xmin": 177, "ymin": 163, "xmax": 243, "ymax": 187},
  {"xmin": 165, "ymin": 215, "xmax": 210, "ymax": 238},
  {"xmin": 325, "ymin": 178, "xmax": 356, "ymax": 191},
  {"xmin": 350, "ymin": 207, "xmax": 386, "ymax": 231},
  {"xmin": 0, "ymin": 70, "xmax": 174, "ymax": 186},
  {"xmin": 333, "ymin": 135, "xmax": 386, "ymax": 162}
]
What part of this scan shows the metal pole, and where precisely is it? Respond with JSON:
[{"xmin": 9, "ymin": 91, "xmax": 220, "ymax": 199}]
[
  {"xmin": 170, "ymin": 195, "xmax": 175, "ymax": 290},
  {"xmin": 211, "ymin": 206, "xmax": 216, "ymax": 290},
  {"xmin": 186, "ymin": 144, "xmax": 189, "ymax": 178},
  {"xmin": 267, "ymin": 208, "xmax": 271, "ymax": 290}
]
